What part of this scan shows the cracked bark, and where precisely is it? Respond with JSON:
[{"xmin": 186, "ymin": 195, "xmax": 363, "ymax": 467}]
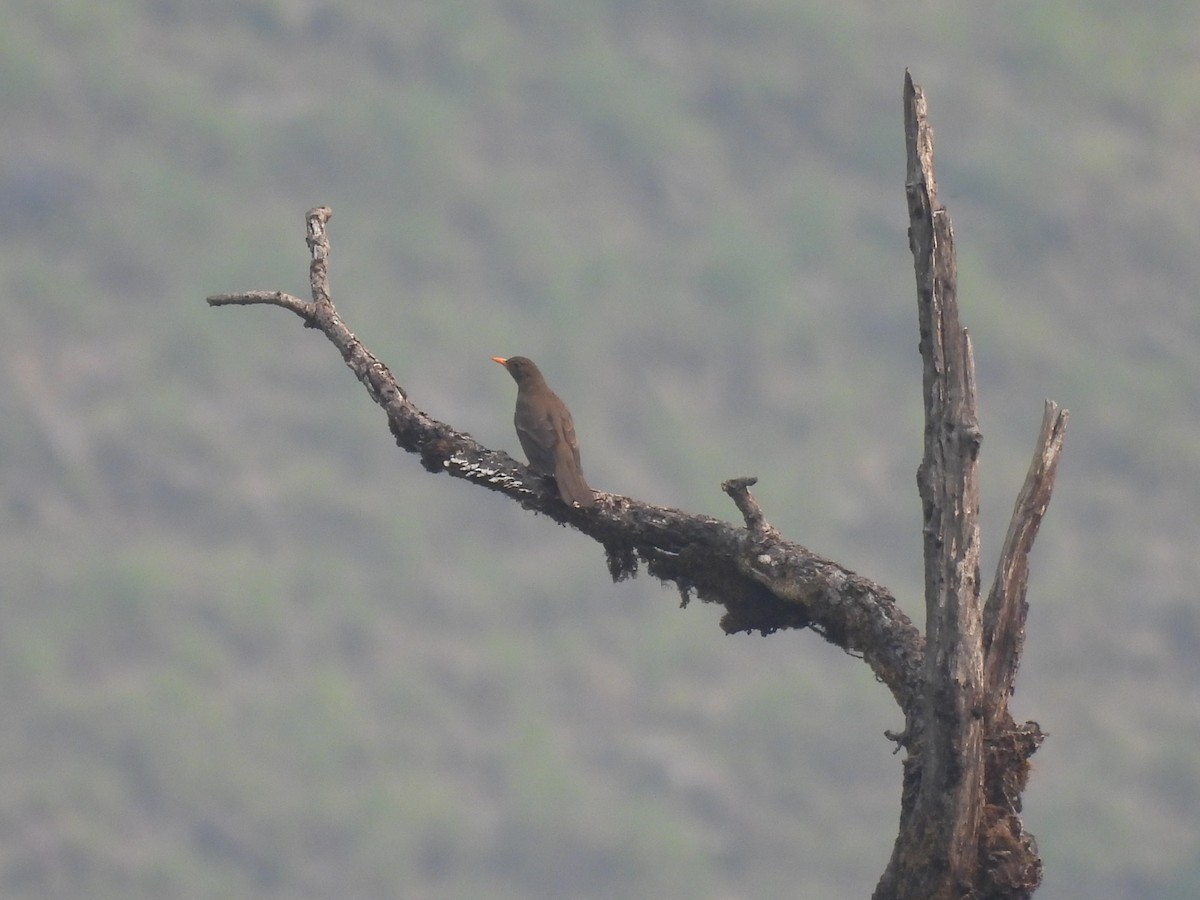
[
  {"xmin": 870, "ymin": 73, "xmax": 1066, "ymax": 900},
  {"xmin": 208, "ymin": 73, "xmax": 1066, "ymax": 898}
]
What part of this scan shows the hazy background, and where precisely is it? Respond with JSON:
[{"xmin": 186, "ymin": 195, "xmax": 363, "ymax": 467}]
[{"xmin": 3, "ymin": 1, "xmax": 1199, "ymax": 897}]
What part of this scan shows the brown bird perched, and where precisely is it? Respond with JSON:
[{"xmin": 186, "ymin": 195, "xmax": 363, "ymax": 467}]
[{"xmin": 493, "ymin": 356, "xmax": 596, "ymax": 508}]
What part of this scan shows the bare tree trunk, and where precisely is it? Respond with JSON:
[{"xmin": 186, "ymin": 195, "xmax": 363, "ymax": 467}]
[
  {"xmin": 872, "ymin": 73, "xmax": 1066, "ymax": 900},
  {"xmin": 207, "ymin": 72, "xmax": 1066, "ymax": 898}
]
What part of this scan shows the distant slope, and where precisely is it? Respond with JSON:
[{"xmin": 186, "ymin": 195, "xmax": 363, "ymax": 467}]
[{"xmin": 1, "ymin": 1, "xmax": 1199, "ymax": 898}]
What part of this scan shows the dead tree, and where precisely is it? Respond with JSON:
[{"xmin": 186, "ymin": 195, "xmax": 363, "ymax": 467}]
[{"xmin": 208, "ymin": 73, "xmax": 1066, "ymax": 899}]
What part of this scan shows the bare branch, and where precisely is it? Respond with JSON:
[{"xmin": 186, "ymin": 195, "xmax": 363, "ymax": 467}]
[
  {"xmin": 983, "ymin": 400, "xmax": 1069, "ymax": 717},
  {"xmin": 721, "ymin": 476, "xmax": 777, "ymax": 536},
  {"xmin": 210, "ymin": 80, "xmax": 1065, "ymax": 896},
  {"xmin": 207, "ymin": 208, "xmax": 925, "ymax": 710},
  {"xmin": 206, "ymin": 290, "xmax": 314, "ymax": 318}
]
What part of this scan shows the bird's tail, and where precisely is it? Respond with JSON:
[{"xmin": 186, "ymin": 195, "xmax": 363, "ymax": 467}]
[{"xmin": 554, "ymin": 448, "xmax": 595, "ymax": 508}]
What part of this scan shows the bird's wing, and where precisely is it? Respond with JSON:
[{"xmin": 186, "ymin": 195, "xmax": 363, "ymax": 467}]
[
  {"xmin": 549, "ymin": 413, "xmax": 594, "ymax": 507},
  {"xmin": 515, "ymin": 406, "xmax": 560, "ymax": 475},
  {"xmin": 557, "ymin": 411, "xmax": 582, "ymax": 467}
]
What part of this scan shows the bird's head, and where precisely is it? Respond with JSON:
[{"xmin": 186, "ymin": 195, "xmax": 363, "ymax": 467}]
[{"xmin": 492, "ymin": 355, "xmax": 544, "ymax": 386}]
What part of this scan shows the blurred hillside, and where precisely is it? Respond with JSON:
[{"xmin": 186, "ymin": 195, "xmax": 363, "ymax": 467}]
[{"xmin": 2, "ymin": 1, "xmax": 1199, "ymax": 897}]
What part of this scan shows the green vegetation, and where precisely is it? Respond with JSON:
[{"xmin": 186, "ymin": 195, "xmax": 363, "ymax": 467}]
[{"xmin": 2, "ymin": 0, "xmax": 1199, "ymax": 897}]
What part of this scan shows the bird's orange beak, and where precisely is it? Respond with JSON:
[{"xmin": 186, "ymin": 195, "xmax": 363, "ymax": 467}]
[{"xmin": 491, "ymin": 356, "xmax": 508, "ymax": 366}]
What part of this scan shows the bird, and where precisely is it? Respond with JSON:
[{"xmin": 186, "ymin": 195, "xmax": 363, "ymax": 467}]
[{"xmin": 492, "ymin": 356, "xmax": 596, "ymax": 508}]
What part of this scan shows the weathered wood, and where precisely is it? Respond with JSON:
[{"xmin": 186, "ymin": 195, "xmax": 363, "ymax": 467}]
[
  {"xmin": 209, "ymin": 73, "xmax": 1065, "ymax": 897},
  {"xmin": 874, "ymin": 73, "xmax": 1061, "ymax": 900},
  {"xmin": 873, "ymin": 69, "xmax": 988, "ymax": 900},
  {"xmin": 974, "ymin": 401, "xmax": 1065, "ymax": 896},
  {"xmin": 984, "ymin": 400, "xmax": 1068, "ymax": 717},
  {"xmin": 207, "ymin": 210, "xmax": 925, "ymax": 712}
]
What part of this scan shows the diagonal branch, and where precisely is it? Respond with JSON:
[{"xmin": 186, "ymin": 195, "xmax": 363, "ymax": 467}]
[
  {"xmin": 207, "ymin": 208, "xmax": 925, "ymax": 711},
  {"xmin": 983, "ymin": 400, "xmax": 1069, "ymax": 720}
]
